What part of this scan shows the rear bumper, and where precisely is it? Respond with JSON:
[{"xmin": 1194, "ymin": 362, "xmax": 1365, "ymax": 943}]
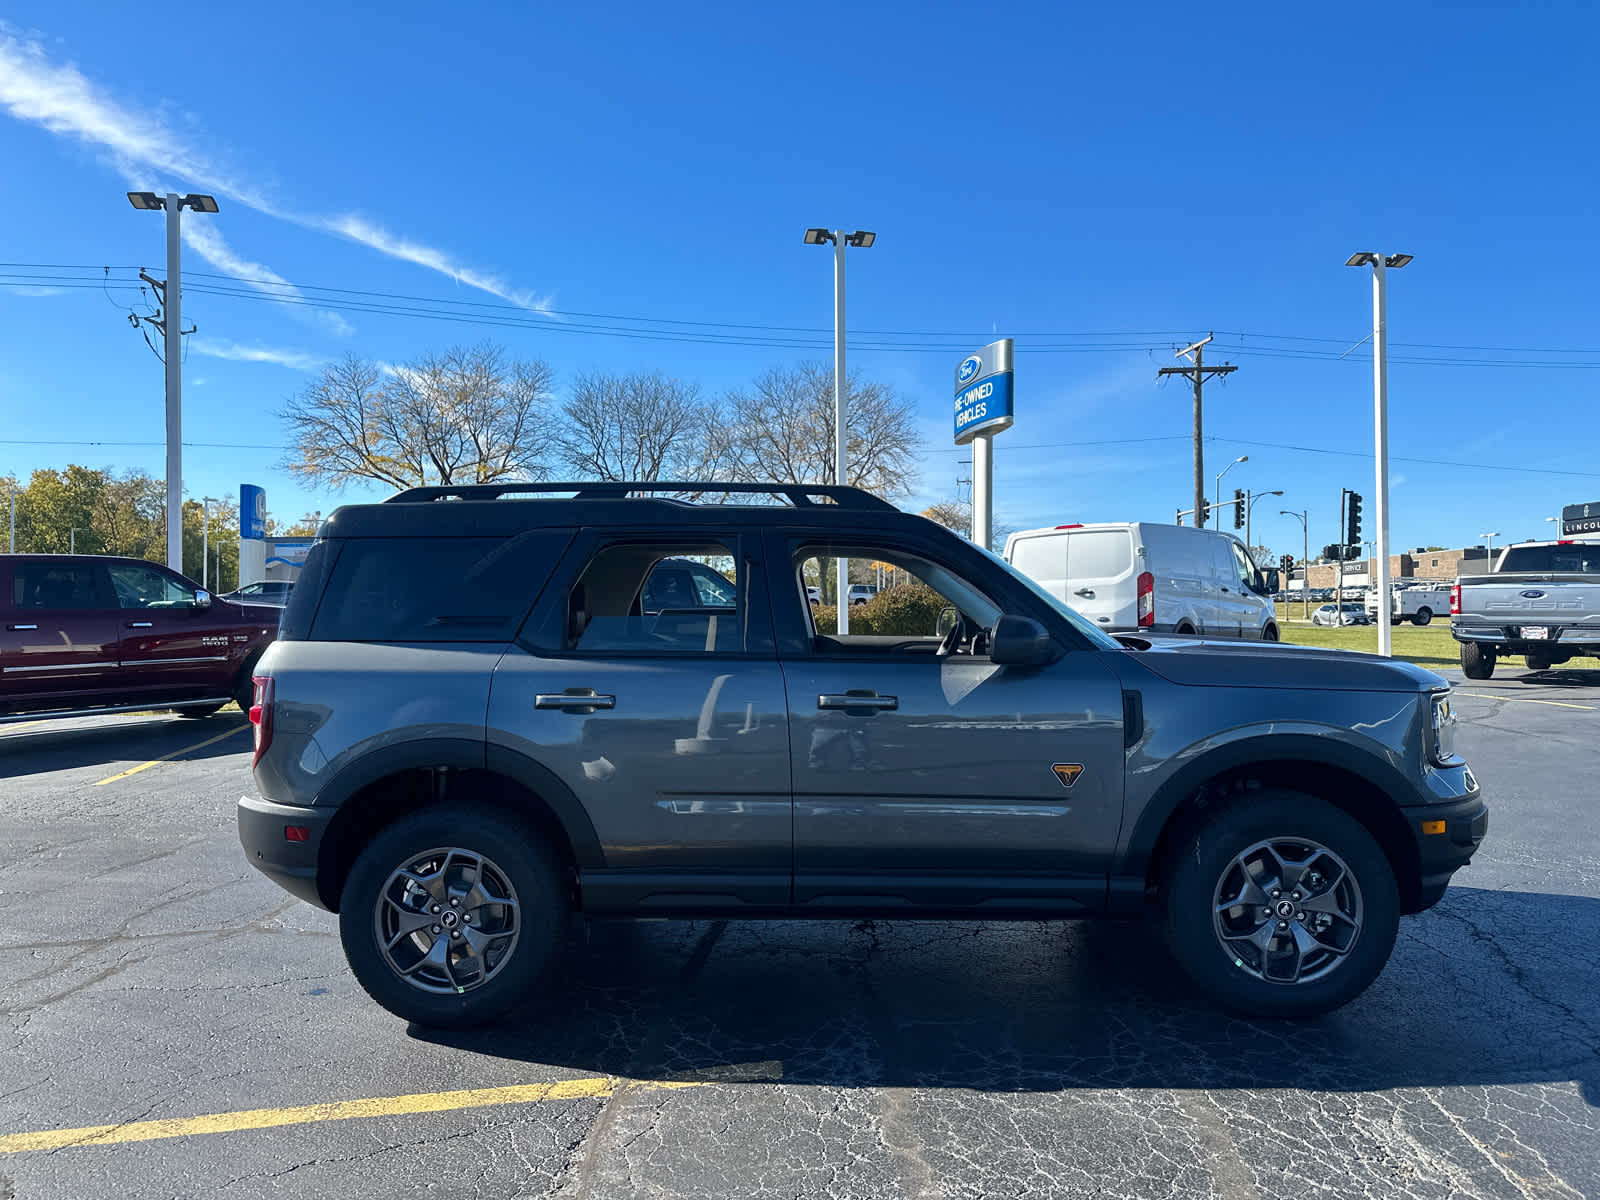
[
  {"xmin": 1453, "ymin": 623, "xmax": 1600, "ymax": 648},
  {"xmin": 238, "ymin": 795, "xmax": 334, "ymax": 910},
  {"xmin": 1404, "ymin": 787, "xmax": 1489, "ymax": 912}
]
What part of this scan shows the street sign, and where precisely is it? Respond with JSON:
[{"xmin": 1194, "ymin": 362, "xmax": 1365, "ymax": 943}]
[
  {"xmin": 953, "ymin": 339, "xmax": 1015, "ymax": 445},
  {"xmin": 240, "ymin": 484, "xmax": 266, "ymax": 540},
  {"xmin": 1562, "ymin": 501, "xmax": 1600, "ymax": 537}
]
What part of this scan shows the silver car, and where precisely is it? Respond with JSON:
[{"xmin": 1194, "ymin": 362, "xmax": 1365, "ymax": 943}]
[{"xmin": 1311, "ymin": 602, "xmax": 1371, "ymax": 627}]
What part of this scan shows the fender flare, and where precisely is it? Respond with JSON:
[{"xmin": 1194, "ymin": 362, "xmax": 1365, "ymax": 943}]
[
  {"xmin": 312, "ymin": 737, "xmax": 604, "ymax": 869},
  {"xmin": 1122, "ymin": 732, "xmax": 1426, "ymax": 876}
]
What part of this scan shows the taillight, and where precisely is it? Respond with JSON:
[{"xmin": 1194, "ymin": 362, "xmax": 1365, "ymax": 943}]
[
  {"xmin": 249, "ymin": 675, "xmax": 274, "ymax": 768},
  {"xmin": 1449, "ymin": 585, "xmax": 1461, "ymax": 616},
  {"xmin": 1137, "ymin": 571, "xmax": 1155, "ymax": 628}
]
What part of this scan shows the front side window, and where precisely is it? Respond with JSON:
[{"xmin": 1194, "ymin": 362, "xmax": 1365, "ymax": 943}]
[
  {"xmin": 1230, "ymin": 542, "xmax": 1259, "ymax": 589},
  {"xmin": 570, "ymin": 541, "xmax": 742, "ymax": 654},
  {"xmin": 107, "ymin": 564, "xmax": 196, "ymax": 609},
  {"xmin": 13, "ymin": 564, "xmax": 100, "ymax": 610},
  {"xmin": 794, "ymin": 544, "xmax": 1001, "ymax": 650}
]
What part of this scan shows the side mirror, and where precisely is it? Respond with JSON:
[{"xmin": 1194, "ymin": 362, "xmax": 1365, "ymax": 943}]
[
  {"xmin": 194, "ymin": 589, "xmax": 213, "ymax": 610},
  {"xmin": 988, "ymin": 614, "xmax": 1053, "ymax": 666},
  {"xmin": 936, "ymin": 605, "xmax": 960, "ymax": 637}
]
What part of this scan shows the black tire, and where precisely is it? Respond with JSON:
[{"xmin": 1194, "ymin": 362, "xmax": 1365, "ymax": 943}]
[
  {"xmin": 1412, "ymin": 608, "xmax": 1433, "ymax": 626},
  {"xmin": 1164, "ymin": 791, "xmax": 1399, "ymax": 1018},
  {"xmin": 1460, "ymin": 641, "xmax": 1495, "ymax": 680},
  {"xmin": 1175, "ymin": 623, "xmax": 1196, "ymax": 636},
  {"xmin": 1261, "ymin": 623, "xmax": 1280, "ymax": 643},
  {"xmin": 232, "ymin": 655, "xmax": 262, "ymax": 712},
  {"xmin": 175, "ymin": 703, "xmax": 225, "ymax": 719},
  {"xmin": 339, "ymin": 806, "xmax": 567, "ymax": 1028},
  {"xmin": 1526, "ymin": 652, "xmax": 1554, "ymax": 672}
]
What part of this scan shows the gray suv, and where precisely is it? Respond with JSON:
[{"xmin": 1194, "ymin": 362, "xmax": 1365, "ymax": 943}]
[{"xmin": 238, "ymin": 482, "xmax": 1487, "ymax": 1027}]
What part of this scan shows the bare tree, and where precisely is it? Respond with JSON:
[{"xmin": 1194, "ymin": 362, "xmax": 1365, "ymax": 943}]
[
  {"xmin": 557, "ymin": 370, "xmax": 722, "ymax": 482},
  {"xmin": 723, "ymin": 364, "xmax": 920, "ymax": 497},
  {"xmin": 921, "ymin": 500, "xmax": 971, "ymax": 534},
  {"xmin": 282, "ymin": 346, "xmax": 554, "ymax": 490}
]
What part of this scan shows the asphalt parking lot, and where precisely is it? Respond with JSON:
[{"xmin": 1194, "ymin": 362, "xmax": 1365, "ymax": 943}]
[{"xmin": 2, "ymin": 666, "xmax": 1597, "ymax": 1200}]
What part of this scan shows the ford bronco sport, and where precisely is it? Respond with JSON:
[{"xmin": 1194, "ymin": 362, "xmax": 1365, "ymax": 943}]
[{"xmin": 238, "ymin": 483, "xmax": 1486, "ymax": 1027}]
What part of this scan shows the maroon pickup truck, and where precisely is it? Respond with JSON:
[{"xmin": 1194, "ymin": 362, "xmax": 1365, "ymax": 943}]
[{"xmin": 1, "ymin": 554, "xmax": 278, "ymax": 722}]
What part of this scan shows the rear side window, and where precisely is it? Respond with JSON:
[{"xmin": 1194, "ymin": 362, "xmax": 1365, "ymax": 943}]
[
  {"xmin": 1068, "ymin": 530, "xmax": 1133, "ymax": 579},
  {"xmin": 309, "ymin": 532, "xmax": 570, "ymax": 643},
  {"xmin": 567, "ymin": 541, "xmax": 743, "ymax": 654},
  {"xmin": 12, "ymin": 563, "xmax": 100, "ymax": 610}
]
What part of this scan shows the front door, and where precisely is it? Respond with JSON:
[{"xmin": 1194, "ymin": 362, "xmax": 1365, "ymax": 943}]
[
  {"xmin": 487, "ymin": 532, "xmax": 792, "ymax": 911},
  {"xmin": 778, "ymin": 539, "xmax": 1126, "ymax": 913},
  {"xmin": 106, "ymin": 561, "xmax": 232, "ymax": 697},
  {"xmin": 0, "ymin": 559, "xmax": 120, "ymax": 712}
]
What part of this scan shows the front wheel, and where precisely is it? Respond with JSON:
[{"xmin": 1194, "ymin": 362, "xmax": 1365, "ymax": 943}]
[
  {"xmin": 339, "ymin": 808, "xmax": 567, "ymax": 1027},
  {"xmin": 1461, "ymin": 641, "xmax": 1495, "ymax": 680},
  {"xmin": 1261, "ymin": 623, "xmax": 1280, "ymax": 643},
  {"xmin": 1164, "ymin": 792, "xmax": 1399, "ymax": 1018}
]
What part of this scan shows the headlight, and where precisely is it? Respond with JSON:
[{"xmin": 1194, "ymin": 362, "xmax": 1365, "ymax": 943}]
[{"xmin": 1430, "ymin": 691, "xmax": 1458, "ymax": 764}]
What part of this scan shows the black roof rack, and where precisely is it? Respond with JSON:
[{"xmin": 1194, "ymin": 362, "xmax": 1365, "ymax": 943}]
[{"xmin": 384, "ymin": 481, "xmax": 897, "ymax": 511}]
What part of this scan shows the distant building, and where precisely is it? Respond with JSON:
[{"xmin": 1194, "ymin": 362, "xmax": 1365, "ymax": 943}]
[{"xmin": 1291, "ymin": 546, "xmax": 1492, "ymax": 590}]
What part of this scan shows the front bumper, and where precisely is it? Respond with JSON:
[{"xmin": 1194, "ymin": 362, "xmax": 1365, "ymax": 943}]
[
  {"xmin": 1404, "ymin": 786, "xmax": 1489, "ymax": 912},
  {"xmin": 238, "ymin": 795, "xmax": 334, "ymax": 909}
]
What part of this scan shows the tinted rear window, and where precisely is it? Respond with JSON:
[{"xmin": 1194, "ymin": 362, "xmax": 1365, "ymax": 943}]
[
  {"xmin": 1498, "ymin": 545, "xmax": 1600, "ymax": 573},
  {"xmin": 1068, "ymin": 530, "xmax": 1134, "ymax": 579},
  {"xmin": 309, "ymin": 532, "xmax": 571, "ymax": 643}
]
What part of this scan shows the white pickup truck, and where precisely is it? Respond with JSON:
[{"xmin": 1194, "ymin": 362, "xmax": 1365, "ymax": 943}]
[
  {"xmin": 1365, "ymin": 582, "xmax": 1452, "ymax": 626},
  {"xmin": 1451, "ymin": 541, "xmax": 1600, "ymax": 678}
]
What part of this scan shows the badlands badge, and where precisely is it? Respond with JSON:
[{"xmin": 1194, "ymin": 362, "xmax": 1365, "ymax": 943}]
[{"xmin": 1051, "ymin": 763, "xmax": 1084, "ymax": 788}]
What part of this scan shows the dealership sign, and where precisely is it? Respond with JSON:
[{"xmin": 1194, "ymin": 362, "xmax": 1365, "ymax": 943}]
[
  {"xmin": 240, "ymin": 484, "xmax": 266, "ymax": 540},
  {"xmin": 953, "ymin": 338, "xmax": 1015, "ymax": 444},
  {"xmin": 1562, "ymin": 501, "xmax": 1600, "ymax": 537}
]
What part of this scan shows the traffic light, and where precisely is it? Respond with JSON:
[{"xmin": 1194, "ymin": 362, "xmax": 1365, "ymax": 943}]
[
  {"xmin": 1280, "ymin": 553, "xmax": 1294, "ymax": 575},
  {"xmin": 1347, "ymin": 492, "xmax": 1363, "ymax": 548},
  {"xmin": 1199, "ymin": 499, "xmax": 1211, "ymax": 525},
  {"xmin": 1233, "ymin": 488, "xmax": 1245, "ymax": 530}
]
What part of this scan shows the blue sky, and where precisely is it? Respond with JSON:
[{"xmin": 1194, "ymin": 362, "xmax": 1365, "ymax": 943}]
[{"xmin": 2, "ymin": 1, "xmax": 1597, "ymax": 563}]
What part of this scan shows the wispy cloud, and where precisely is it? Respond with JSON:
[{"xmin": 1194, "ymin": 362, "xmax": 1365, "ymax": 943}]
[
  {"xmin": 190, "ymin": 338, "xmax": 322, "ymax": 370},
  {"xmin": 0, "ymin": 27, "xmax": 544, "ymax": 313},
  {"xmin": 5, "ymin": 284, "xmax": 65, "ymax": 298},
  {"xmin": 180, "ymin": 222, "xmax": 353, "ymax": 335}
]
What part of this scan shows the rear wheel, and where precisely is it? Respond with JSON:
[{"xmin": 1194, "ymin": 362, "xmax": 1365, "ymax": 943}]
[
  {"xmin": 1175, "ymin": 622, "xmax": 1196, "ymax": 636},
  {"xmin": 339, "ymin": 807, "xmax": 567, "ymax": 1027},
  {"xmin": 1461, "ymin": 641, "xmax": 1496, "ymax": 679},
  {"xmin": 175, "ymin": 702, "xmax": 225, "ymax": 719},
  {"xmin": 1411, "ymin": 607, "xmax": 1433, "ymax": 626},
  {"xmin": 1164, "ymin": 792, "xmax": 1399, "ymax": 1018}
]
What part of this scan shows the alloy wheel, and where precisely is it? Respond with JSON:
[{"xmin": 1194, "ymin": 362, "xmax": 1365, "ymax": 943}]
[
  {"xmin": 373, "ymin": 847, "xmax": 521, "ymax": 995},
  {"xmin": 1212, "ymin": 837, "xmax": 1363, "ymax": 985}
]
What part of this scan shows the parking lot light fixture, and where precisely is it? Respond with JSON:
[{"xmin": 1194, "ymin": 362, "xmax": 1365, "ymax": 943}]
[
  {"xmin": 1214, "ymin": 455, "xmax": 1247, "ymax": 514},
  {"xmin": 1481, "ymin": 531, "xmax": 1500, "ymax": 559},
  {"xmin": 1346, "ymin": 249, "xmax": 1412, "ymax": 658}
]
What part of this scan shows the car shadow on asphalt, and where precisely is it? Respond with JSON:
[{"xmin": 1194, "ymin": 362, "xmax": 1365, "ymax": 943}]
[
  {"xmin": 413, "ymin": 885, "xmax": 1600, "ymax": 1104},
  {"xmin": 0, "ymin": 712, "xmax": 249, "ymax": 778},
  {"xmin": 1492, "ymin": 667, "xmax": 1600, "ymax": 689}
]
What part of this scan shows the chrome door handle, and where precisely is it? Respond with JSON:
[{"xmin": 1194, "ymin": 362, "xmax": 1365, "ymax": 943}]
[
  {"xmin": 7, "ymin": 624, "xmax": 38, "ymax": 631},
  {"xmin": 535, "ymin": 690, "xmax": 616, "ymax": 711},
  {"xmin": 1074, "ymin": 588, "xmax": 1095, "ymax": 597},
  {"xmin": 127, "ymin": 621, "xmax": 154, "ymax": 628},
  {"xmin": 818, "ymin": 692, "xmax": 898, "ymax": 711}
]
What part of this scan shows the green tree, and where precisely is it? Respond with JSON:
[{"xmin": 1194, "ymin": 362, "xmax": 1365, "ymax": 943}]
[{"xmin": 14, "ymin": 465, "xmax": 108, "ymax": 554}]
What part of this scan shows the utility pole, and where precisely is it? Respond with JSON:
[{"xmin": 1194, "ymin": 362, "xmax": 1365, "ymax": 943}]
[{"xmin": 1159, "ymin": 334, "xmax": 1237, "ymax": 528}]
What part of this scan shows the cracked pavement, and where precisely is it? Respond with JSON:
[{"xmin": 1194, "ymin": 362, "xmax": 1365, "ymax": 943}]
[{"xmin": 0, "ymin": 669, "xmax": 1596, "ymax": 1199}]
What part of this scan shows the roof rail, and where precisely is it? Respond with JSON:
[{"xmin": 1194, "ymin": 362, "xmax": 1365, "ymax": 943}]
[{"xmin": 383, "ymin": 481, "xmax": 897, "ymax": 511}]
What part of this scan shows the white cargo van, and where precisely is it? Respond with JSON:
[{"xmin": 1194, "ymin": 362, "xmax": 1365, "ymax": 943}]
[{"xmin": 1002, "ymin": 522, "xmax": 1279, "ymax": 640}]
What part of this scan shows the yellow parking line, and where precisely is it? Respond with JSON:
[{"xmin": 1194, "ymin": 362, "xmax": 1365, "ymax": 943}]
[
  {"xmin": 93, "ymin": 724, "xmax": 250, "ymax": 786},
  {"xmin": 0, "ymin": 1076, "xmax": 703, "ymax": 1153},
  {"xmin": 1454, "ymin": 692, "xmax": 1594, "ymax": 711}
]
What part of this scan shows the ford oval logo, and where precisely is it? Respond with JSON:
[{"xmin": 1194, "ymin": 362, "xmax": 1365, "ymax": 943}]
[
  {"xmin": 1521, "ymin": 590, "xmax": 1546, "ymax": 599},
  {"xmin": 957, "ymin": 355, "xmax": 982, "ymax": 385}
]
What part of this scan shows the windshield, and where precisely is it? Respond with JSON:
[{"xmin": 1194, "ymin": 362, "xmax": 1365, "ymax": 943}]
[{"xmin": 971, "ymin": 543, "xmax": 1124, "ymax": 651}]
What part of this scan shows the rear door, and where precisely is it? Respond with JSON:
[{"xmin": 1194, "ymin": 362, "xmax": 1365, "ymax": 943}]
[
  {"xmin": 1060, "ymin": 527, "xmax": 1137, "ymax": 631},
  {"xmin": 1006, "ymin": 532, "xmax": 1066, "ymax": 599},
  {"xmin": 488, "ymin": 531, "xmax": 792, "ymax": 911},
  {"xmin": 0, "ymin": 559, "xmax": 121, "ymax": 710},
  {"xmin": 106, "ymin": 561, "xmax": 234, "ymax": 696}
]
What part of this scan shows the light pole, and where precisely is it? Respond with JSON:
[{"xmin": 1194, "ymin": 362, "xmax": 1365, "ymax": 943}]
[
  {"xmin": 70, "ymin": 526, "xmax": 81, "ymax": 554},
  {"xmin": 1481, "ymin": 531, "xmax": 1500, "ymax": 561},
  {"xmin": 1214, "ymin": 455, "xmax": 1247, "ymax": 518},
  {"xmin": 128, "ymin": 190, "xmax": 219, "ymax": 573},
  {"xmin": 1245, "ymin": 488, "xmax": 1283, "ymax": 554},
  {"xmin": 1281, "ymin": 509, "xmax": 1310, "ymax": 620},
  {"xmin": 6, "ymin": 479, "xmax": 14, "ymax": 552},
  {"xmin": 804, "ymin": 226, "xmax": 875, "ymax": 635},
  {"xmin": 202, "ymin": 497, "xmax": 220, "ymax": 589},
  {"xmin": 1346, "ymin": 251, "xmax": 1412, "ymax": 656}
]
